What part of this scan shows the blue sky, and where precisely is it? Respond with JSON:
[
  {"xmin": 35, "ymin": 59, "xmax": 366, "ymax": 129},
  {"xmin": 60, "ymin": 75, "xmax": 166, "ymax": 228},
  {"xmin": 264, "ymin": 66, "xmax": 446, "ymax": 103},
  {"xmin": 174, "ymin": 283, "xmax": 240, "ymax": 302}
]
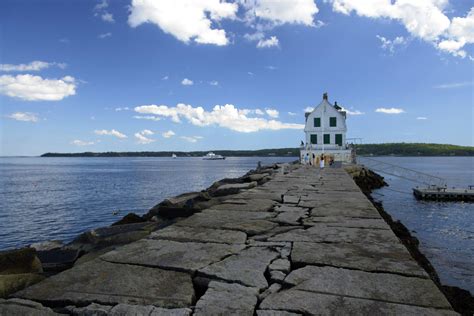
[{"xmin": 1, "ymin": 0, "xmax": 473, "ymax": 156}]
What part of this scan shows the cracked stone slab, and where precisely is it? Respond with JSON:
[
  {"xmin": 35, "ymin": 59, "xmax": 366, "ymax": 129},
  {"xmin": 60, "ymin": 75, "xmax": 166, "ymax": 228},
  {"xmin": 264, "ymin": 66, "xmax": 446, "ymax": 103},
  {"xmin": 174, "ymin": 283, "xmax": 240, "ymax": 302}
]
[
  {"xmin": 194, "ymin": 281, "xmax": 258, "ymax": 316},
  {"xmin": 271, "ymin": 210, "xmax": 308, "ymax": 225},
  {"xmin": 198, "ymin": 247, "xmax": 279, "ymax": 290},
  {"xmin": 269, "ymin": 258, "xmax": 291, "ymax": 273},
  {"xmin": 303, "ymin": 216, "xmax": 389, "ymax": 230},
  {"xmin": 269, "ymin": 224, "xmax": 400, "ymax": 244},
  {"xmin": 285, "ymin": 266, "xmax": 451, "ymax": 309},
  {"xmin": 176, "ymin": 210, "xmax": 278, "ymax": 236},
  {"xmin": 0, "ymin": 298, "xmax": 61, "ymax": 315},
  {"xmin": 209, "ymin": 199, "xmax": 275, "ymax": 212},
  {"xmin": 292, "ymin": 241, "xmax": 428, "ymax": 278},
  {"xmin": 66, "ymin": 303, "xmax": 193, "ymax": 316},
  {"xmin": 274, "ymin": 205, "xmax": 309, "ymax": 213},
  {"xmin": 282, "ymin": 195, "xmax": 300, "ymax": 204},
  {"xmin": 260, "ymin": 289, "xmax": 457, "ymax": 315},
  {"xmin": 13, "ymin": 259, "xmax": 194, "ymax": 307},
  {"xmin": 101, "ymin": 239, "xmax": 244, "ymax": 273},
  {"xmin": 150, "ymin": 225, "xmax": 247, "ymax": 244},
  {"xmin": 309, "ymin": 205, "xmax": 381, "ymax": 218},
  {"xmin": 257, "ymin": 310, "xmax": 302, "ymax": 316}
]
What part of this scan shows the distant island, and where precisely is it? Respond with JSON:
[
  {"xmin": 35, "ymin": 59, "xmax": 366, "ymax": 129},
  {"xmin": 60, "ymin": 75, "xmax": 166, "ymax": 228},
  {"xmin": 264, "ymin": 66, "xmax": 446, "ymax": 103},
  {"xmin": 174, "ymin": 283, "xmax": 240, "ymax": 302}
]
[{"xmin": 41, "ymin": 143, "xmax": 473, "ymax": 157}]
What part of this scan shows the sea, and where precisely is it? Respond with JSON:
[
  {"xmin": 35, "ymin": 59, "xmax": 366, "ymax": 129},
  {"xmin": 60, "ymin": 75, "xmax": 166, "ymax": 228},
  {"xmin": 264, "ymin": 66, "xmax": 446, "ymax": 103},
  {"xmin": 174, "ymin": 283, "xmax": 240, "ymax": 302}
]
[{"xmin": 0, "ymin": 156, "xmax": 472, "ymax": 293}]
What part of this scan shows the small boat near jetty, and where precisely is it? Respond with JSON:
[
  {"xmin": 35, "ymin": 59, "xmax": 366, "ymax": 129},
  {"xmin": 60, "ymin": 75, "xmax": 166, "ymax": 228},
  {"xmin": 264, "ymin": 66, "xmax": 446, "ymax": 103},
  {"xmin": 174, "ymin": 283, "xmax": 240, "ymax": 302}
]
[
  {"xmin": 172, "ymin": 153, "xmax": 177, "ymax": 159},
  {"xmin": 203, "ymin": 152, "xmax": 225, "ymax": 160}
]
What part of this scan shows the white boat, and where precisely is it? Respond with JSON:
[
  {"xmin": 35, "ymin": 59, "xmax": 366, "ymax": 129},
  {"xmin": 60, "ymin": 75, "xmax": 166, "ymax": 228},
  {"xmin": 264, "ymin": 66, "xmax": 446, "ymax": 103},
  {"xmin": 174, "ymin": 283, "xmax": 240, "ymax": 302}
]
[
  {"xmin": 172, "ymin": 154, "xmax": 177, "ymax": 159},
  {"xmin": 203, "ymin": 152, "xmax": 225, "ymax": 160}
]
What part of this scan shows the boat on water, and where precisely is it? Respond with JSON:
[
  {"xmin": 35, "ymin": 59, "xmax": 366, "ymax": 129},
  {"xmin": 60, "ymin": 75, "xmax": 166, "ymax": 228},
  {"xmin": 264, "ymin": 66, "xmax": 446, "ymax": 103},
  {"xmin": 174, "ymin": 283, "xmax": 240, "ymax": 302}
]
[
  {"xmin": 203, "ymin": 152, "xmax": 225, "ymax": 160},
  {"xmin": 172, "ymin": 154, "xmax": 177, "ymax": 159}
]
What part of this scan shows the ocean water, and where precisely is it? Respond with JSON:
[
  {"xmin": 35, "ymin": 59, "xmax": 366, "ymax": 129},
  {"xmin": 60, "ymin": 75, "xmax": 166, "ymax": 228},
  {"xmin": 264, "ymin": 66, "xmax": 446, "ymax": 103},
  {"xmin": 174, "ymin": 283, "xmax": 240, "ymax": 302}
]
[
  {"xmin": 369, "ymin": 157, "xmax": 474, "ymax": 293},
  {"xmin": 0, "ymin": 156, "xmax": 295, "ymax": 251},
  {"xmin": 0, "ymin": 156, "xmax": 472, "ymax": 293}
]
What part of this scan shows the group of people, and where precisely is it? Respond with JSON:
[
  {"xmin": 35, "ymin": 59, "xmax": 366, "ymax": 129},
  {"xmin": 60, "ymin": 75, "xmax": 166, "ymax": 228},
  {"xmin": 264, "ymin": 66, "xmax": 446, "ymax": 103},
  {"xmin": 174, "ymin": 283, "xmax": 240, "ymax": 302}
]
[{"xmin": 302, "ymin": 153, "xmax": 334, "ymax": 169}]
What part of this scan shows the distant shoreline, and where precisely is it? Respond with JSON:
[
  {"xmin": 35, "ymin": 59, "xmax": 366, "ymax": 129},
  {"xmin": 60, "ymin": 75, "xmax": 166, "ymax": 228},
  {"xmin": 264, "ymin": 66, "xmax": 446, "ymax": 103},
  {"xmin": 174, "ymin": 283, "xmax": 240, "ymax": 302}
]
[{"xmin": 38, "ymin": 143, "xmax": 473, "ymax": 158}]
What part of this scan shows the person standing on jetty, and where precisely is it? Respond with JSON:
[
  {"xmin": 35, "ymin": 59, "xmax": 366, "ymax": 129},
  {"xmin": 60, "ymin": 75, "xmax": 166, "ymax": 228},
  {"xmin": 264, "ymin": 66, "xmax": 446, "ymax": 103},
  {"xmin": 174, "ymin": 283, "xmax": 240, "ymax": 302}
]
[{"xmin": 320, "ymin": 154, "xmax": 325, "ymax": 169}]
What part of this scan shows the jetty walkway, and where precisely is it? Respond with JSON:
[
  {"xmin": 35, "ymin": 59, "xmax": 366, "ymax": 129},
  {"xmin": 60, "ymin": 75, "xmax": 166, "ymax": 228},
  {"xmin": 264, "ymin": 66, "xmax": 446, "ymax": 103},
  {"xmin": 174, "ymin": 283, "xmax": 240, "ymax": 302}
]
[{"xmin": 3, "ymin": 165, "xmax": 456, "ymax": 315}]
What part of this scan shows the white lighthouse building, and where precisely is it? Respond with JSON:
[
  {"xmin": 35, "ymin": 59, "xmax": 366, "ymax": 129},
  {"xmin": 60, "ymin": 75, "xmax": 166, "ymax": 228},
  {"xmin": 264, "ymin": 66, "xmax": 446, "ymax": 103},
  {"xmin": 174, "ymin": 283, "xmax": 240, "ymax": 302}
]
[{"xmin": 300, "ymin": 93, "xmax": 353, "ymax": 163}]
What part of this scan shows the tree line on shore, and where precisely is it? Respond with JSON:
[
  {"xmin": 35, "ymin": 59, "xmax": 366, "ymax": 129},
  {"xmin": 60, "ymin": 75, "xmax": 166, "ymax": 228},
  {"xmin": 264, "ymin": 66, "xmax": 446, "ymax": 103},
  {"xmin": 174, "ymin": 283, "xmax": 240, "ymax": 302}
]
[{"xmin": 41, "ymin": 143, "xmax": 473, "ymax": 157}]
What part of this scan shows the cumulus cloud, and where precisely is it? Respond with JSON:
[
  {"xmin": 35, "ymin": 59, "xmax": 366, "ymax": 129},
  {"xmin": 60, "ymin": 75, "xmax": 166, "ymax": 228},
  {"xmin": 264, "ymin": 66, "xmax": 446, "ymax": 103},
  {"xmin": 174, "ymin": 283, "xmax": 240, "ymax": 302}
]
[
  {"xmin": 181, "ymin": 136, "xmax": 203, "ymax": 143},
  {"xmin": 0, "ymin": 61, "xmax": 66, "ymax": 72},
  {"xmin": 265, "ymin": 108, "xmax": 279, "ymax": 118},
  {"xmin": 162, "ymin": 130, "xmax": 176, "ymax": 138},
  {"xmin": 328, "ymin": 0, "xmax": 473, "ymax": 58},
  {"xmin": 257, "ymin": 36, "xmax": 279, "ymax": 48},
  {"xmin": 255, "ymin": 109, "xmax": 264, "ymax": 115},
  {"xmin": 340, "ymin": 107, "xmax": 365, "ymax": 116},
  {"xmin": 288, "ymin": 112, "xmax": 297, "ymax": 116},
  {"xmin": 98, "ymin": 32, "xmax": 112, "ymax": 39},
  {"xmin": 242, "ymin": 0, "xmax": 319, "ymax": 26},
  {"xmin": 376, "ymin": 35, "xmax": 407, "ymax": 54},
  {"xmin": 94, "ymin": 0, "xmax": 114, "ymax": 23},
  {"xmin": 6, "ymin": 112, "xmax": 39, "ymax": 122},
  {"xmin": 0, "ymin": 74, "xmax": 76, "ymax": 101},
  {"xmin": 134, "ymin": 103, "xmax": 304, "ymax": 133},
  {"xmin": 94, "ymin": 129, "xmax": 127, "ymax": 138},
  {"xmin": 71, "ymin": 140, "xmax": 95, "ymax": 146},
  {"xmin": 304, "ymin": 106, "xmax": 314, "ymax": 112},
  {"xmin": 434, "ymin": 81, "xmax": 472, "ymax": 89},
  {"xmin": 181, "ymin": 78, "xmax": 194, "ymax": 86},
  {"xmin": 128, "ymin": 0, "xmax": 238, "ymax": 46},
  {"xmin": 133, "ymin": 115, "xmax": 161, "ymax": 121},
  {"xmin": 375, "ymin": 107, "xmax": 405, "ymax": 114},
  {"xmin": 101, "ymin": 12, "xmax": 115, "ymax": 23},
  {"xmin": 135, "ymin": 129, "xmax": 155, "ymax": 144}
]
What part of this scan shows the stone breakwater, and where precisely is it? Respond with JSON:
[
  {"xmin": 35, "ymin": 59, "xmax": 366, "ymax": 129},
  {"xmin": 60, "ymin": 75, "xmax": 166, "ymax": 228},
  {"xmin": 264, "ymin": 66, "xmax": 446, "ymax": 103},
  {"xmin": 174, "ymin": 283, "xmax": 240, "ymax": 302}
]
[{"xmin": 0, "ymin": 163, "xmax": 460, "ymax": 315}]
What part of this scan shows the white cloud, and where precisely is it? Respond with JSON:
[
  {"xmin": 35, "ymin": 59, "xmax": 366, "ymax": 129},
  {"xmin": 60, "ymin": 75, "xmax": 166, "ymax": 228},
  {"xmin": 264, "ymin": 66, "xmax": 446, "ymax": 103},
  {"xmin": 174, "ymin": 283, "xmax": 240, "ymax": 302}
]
[
  {"xmin": 128, "ymin": 0, "xmax": 238, "ymax": 46},
  {"xmin": 304, "ymin": 106, "xmax": 314, "ymax": 112},
  {"xmin": 328, "ymin": 0, "xmax": 473, "ymax": 58},
  {"xmin": 162, "ymin": 75, "xmax": 169, "ymax": 80},
  {"xmin": 101, "ymin": 12, "xmax": 115, "ymax": 23},
  {"xmin": 340, "ymin": 107, "xmax": 365, "ymax": 116},
  {"xmin": 134, "ymin": 103, "xmax": 304, "ymax": 133},
  {"xmin": 265, "ymin": 65, "xmax": 277, "ymax": 70},
  {"xmin": 255, "ymin": 109, "xmax": 264, "ymax": 115},
  {"xmin": 7, "ymin": 112, "xmax": 39, "ymax": 122},
  {"xmin": 98, "ymin": 32, "xmax": 112, "ymax": 39},
  {"xmin": 243, "ymin": 0, "xmax": 319, "ymax": 26},
  {"xmin": 0, "ymin": 61, "xmax": 66, "ymax": 72},
  {"xmin": 181, "ymin": 136, "xmax": 203, "ymax": 143},
  {"xmin": 416, "ymin": 116, "xmax": 428, "ymax": 120},
  {"xmin": 71, "ymin": 140, "xmax": 95, "ymax": 146},
  {"xmin": 434, "ymin": 81, "xmax": 473, "ymax": 89},
  {"xmin": 133, "ymin": 115, "xmax": 162, "ymax": 121},
  {"xmin": 162, "ymin": 130, "xmax": 176, "ymax": 138},
  {"xmin": 247, "ymin": 71, "xmax": 254, "ymax": 76},
  {"xmin": 135, "ymin": 129, "xmax": 155, "ymax": 144},
  {"xmin": 376, "ymin": 35, "xmax": 407, "ymax": 54},
  {"xmin": 115, "ymin": 107, "xmax": 130, "ymax": 111},
  {"xmin": 0, "ymin": 74, "xmax": 76, "ymax": 101},
  {"xmin": 265, "ymin": 108, "xmax": 279, "ymax": 118},
  {"xmin": 209, "ymin": 80, "xmax": 219, "ymax": 86},
  {"xmin": 94, "ymin": 129, "xmax": 127, "ymax": 138},
  {"xmin": 288, "ymin": 112, "xmax": 297, "ymax": 116},
  {"xmin": 375, "ymin": 107, "xmax": 405, "ymax": 114},
  {"xmin": 94, "ymin": 0, "xmax": 108, "ymax": 11},
  {"xmin": 257, "ymin": 36, "xmax": 279, "ymax": 48},
  {"xmin": 181, "ymin": 78, "xmax": 194, "ymax": 86}
]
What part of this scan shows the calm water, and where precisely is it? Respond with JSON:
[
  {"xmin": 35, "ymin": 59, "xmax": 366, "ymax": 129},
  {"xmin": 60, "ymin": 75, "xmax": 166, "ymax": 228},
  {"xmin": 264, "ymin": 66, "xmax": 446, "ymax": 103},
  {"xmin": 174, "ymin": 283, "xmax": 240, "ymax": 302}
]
[
  {"xmin": 0, "ymin": 156, "xmax": 295, "ymax": 251},
  {"xmin": 369, "ymin": 157, "xmax": 474, "ymax": 293},
  {"xmin": 0, "ymin": 156, "xmax": 472, "ymax": 293}
]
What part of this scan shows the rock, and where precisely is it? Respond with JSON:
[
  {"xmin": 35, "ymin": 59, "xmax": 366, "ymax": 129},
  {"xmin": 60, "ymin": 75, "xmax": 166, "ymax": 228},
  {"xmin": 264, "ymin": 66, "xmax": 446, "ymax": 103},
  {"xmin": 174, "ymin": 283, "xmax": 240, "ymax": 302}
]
[
  {"xmin": 64, "ymin": 302, "xmax": 112, "ymax": 315},
  {"xmin": 284, "ymin": 266, "xmax": 452, "ymax": 308},
  {"xmin": 0, "ymin": 248, "xmax": 42, "ymax": 274},
  {"xmin": 302, "ymin": 216, "xmax": 390, "ymax": 230},
  {"xmin": 282, "ymin": 195, "xmax": 300, "ymax": 204},
  {"xmin": 260, "ymin": 289, "xmax": 457, "ymax": 316},
  {"xmin": 258, "ymin": 283, "xmax": 282, "ymax": 301},
  {"xmin": 36, "ymin": 248, "xmax": 81, "ymax": 272},
  {"xmin": 198, "ymin": 247, "xmax": 279, "ymax": 290},
  {"xmin": 101, "ymin": 239, "xmax": 245, "ymax": 273},
  {"xmin": 209, "ymin": 199, "xmax": 275, "ymax": 212},
  {"xmin": 30, "ymin": 241, "xmax": 64, "ymax": 251},
  {"xmin": 150, "ymin": 226, "xmax": 247, "ymax": 244},
  {"xmin": 176, "ymin": 210, "xmax": 278, "ymax": 236},
  {"xmin": 148, "ymin": 307, "xmax": 192, "ymax": 316},
  {"xmin": 291, "ymin": 241, "xmax": 428, "ymax": 278},
  {"xmin": 270, "ymin": 270, "xmax": 286, "ymax": 283},
  {"xmin": 257, "ymin": 310, "xmax": 301, "ymax": 316},
  {"xmin": 194, "ymin": 281, "xmax": 258, "ymax": 316},
  {"xmin": 146, "ymin": 192, "xmax": 211, "ymax": 219},
  {"xmin": 14, "ymin": 258, "xmax": 194, "ymax": 307},
  {"xmin": 274, "ymin": 205, "xmax": 308, "ymax": 213},
  {"xmin": 112, "ymin": 213, "xmax": 146, "ymax": 226},
  {"xmin": 271, "ymin": 210, "xmax": 308, "ymax": 226},
  {"xmin": 213, "ymin": 182, "xmax": 258, "ymax": 196},
  {"xmin": 269, "ymin": 258, "xmax": 290, "ymax": 273},
  {"xmin": 247, "ymin": 173, "xmax": 270, "ymax": 182},
  {"xmin": 64, "ymin": 303, "xmax": 192, "ymax": 316},
  {"xmin": 0, "ymin": 298, "xmax": 61, "ymax": 315},
  {"xmin": 0, "ymin": 274, "xmax": 45, "ymax": 298}
]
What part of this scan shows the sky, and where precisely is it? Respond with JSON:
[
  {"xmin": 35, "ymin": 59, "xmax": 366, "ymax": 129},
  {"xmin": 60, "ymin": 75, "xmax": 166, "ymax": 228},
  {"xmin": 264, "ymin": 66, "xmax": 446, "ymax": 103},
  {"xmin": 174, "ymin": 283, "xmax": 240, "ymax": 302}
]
[{"xmin": 0, "ymin": 0, "xmax": 473, "ymax": 156}]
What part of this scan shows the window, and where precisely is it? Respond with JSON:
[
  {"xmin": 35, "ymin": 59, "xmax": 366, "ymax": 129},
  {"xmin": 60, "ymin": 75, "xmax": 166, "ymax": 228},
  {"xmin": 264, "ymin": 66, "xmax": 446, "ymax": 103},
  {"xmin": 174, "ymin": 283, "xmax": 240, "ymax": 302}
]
[
  {"xmin": 330, "ymin": 117, "xmax": 337, "ymax": 127},
  {"xmin": 314, "ymin": 117, "xmax": 321, "ymax": 127},
  {"xmin": 335, "ymin": 134, "xmax": 343, "ymax": 146},
  {"xmin": 310, "ymin": 134, "xmax": 317, "ymax": 144},
  {"xmin": 324, "ymin": 134, "xmax": 330, "ymax": 144}
]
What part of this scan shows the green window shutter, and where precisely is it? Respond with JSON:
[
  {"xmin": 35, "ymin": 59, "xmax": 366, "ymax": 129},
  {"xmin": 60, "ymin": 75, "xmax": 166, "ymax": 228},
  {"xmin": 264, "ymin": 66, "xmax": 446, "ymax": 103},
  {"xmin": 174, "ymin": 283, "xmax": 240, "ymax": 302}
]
[
  {"xmin": 335, "ymin": 134, "xmax": 342, "ymax": 146},
  {"xmin": 314, "ymin": 117, "xmax": 321, "ymax": 127},
  {"xmin": 330, "ymin": 117, "xmax": 337, "ymax": 127},
  {"xmin": 310, "ymin": 134, "xmax": 317, "ymax": 144},
  {"xmin": 324, "ymin": 134, "xmax": 330, "ymax": 144}
]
